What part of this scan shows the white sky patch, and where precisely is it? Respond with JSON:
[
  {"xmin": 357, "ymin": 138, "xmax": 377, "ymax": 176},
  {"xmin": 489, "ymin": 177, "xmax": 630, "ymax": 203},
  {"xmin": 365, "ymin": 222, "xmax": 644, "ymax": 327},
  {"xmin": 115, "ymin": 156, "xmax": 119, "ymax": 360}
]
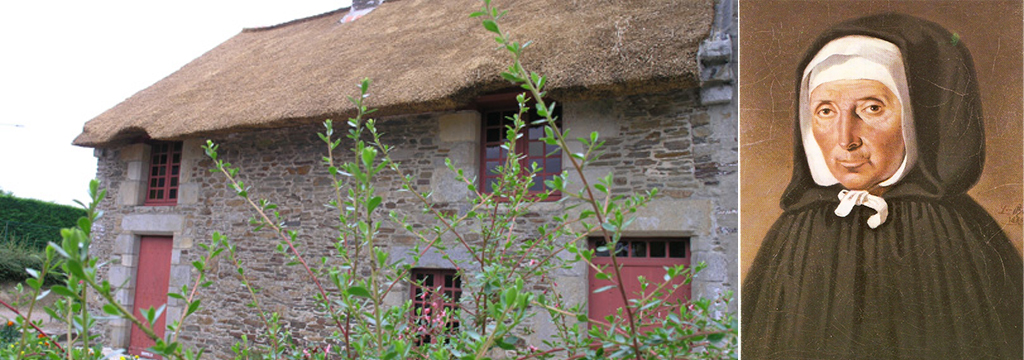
[{"xmin": 0, "ymin": 1, "xmax": 350, "ymax": 205}]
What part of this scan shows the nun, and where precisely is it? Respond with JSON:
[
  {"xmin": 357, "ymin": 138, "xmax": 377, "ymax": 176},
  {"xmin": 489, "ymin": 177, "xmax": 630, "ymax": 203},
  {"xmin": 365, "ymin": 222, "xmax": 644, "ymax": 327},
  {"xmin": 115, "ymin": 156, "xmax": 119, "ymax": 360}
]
[{"xmin": 742, "ymin": 13, "xmax": 1023, "ymax": 359}]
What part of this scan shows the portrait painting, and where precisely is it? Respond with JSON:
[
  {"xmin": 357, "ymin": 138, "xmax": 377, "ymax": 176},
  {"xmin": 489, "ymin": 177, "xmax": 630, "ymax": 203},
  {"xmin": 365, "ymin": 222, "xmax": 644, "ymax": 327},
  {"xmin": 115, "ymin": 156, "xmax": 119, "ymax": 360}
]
[{"xmin": 739, "ymin": 1, "xmax": 1023, "ymax": 358}]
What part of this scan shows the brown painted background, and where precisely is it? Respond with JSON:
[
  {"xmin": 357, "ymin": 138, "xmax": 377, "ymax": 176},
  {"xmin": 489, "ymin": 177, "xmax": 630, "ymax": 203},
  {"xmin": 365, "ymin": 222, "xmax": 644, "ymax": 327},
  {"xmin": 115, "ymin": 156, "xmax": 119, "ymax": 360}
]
[{"xmin": 740, "ymin": 0, "xmax": 1023, "ymax": 280}]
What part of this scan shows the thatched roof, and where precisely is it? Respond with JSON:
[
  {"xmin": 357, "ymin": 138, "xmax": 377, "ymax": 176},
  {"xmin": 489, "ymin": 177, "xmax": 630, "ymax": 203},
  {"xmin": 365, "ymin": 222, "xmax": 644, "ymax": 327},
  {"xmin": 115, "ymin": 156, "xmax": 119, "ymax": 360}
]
[{"xmin": 74, "ymin": 0, "xmax": 714, "ymax": 147}]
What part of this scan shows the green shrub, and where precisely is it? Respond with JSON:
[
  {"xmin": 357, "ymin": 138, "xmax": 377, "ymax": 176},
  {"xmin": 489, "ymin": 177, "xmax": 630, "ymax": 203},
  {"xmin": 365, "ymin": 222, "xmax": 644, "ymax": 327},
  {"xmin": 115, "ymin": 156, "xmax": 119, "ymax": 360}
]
[
  {"xmin": 0, "ymin": 238, "xmax": 62, "ymax": 285},
  {"xmin": 0, "ymin": 196, "xmax": 86, "ymax": 249}
]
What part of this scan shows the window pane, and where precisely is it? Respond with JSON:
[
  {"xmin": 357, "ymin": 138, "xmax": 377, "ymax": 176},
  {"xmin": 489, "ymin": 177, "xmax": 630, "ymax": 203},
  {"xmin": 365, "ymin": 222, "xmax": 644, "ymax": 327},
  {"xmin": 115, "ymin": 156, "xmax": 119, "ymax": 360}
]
[
  {"xmin": 546, "ymin": 157, "xmax": 561, "ymax": 173},
  {"xmin": 528, "ymin": 126, "xmax": 543, "ymax": 140},
  {"xmin": 172, "ymin": 153, "xmax": 181, "ymax": 163},
  {"xmin": 631, "ymin": 241, "xmax": 647, "ymax": 258},
  {"xmin": 171, "ymin": 165, "xmax": 180, "ymax": 176},
  {"xmin": 168, "ymin": 189, "xmax": 177, "ymax": 199},
  {"xmin": 485, "ymin": 145, "xmax": 500, "ymax": 159},
  {"xmin": 650, "ymin": 241, "xmax": 666, "ymax": 257},
  {"xmin": 594, "ymin": 239, "xmax": 609, "ymax": 257},
  {"xmin": 548, "ymin": 147, "xmax": 562, "ymax": 158},
  {"xmin": 529, "ymin": 142, "xmax": 543, "ymax": 157},
  {"xmin": 529, "ymin": 177, "xmax": 543, "ymax": 191},
  {"xmin": 485, "ymin": 161, "xmax": 500, "ymax": 174},
  {"xmin": 486, "ymin": 112, "xmax": 501, "ymax": 127},
  {"xmin": 486, "ymin": 129, "xmax": 501, "ymax": 142},
  {"xmin": 669, "ymin": 241, "xmax": 686, "ymax": 258},
  {"xmin": 614, "ymin": 242, "xmax": 628, "ymax": 257}
]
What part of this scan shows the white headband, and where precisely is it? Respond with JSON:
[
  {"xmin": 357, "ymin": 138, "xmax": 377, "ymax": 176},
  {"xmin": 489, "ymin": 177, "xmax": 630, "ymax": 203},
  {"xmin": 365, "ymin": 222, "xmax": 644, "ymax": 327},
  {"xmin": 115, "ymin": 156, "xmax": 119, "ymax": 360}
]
[{"xmin": 800, "ymin": 35, "xmax": 917, "ymax": 188}]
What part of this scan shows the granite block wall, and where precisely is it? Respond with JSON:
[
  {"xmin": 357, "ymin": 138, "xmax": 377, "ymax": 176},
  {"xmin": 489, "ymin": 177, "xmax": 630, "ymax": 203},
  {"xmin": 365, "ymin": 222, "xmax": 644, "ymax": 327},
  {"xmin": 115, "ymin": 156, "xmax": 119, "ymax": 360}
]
[{"xmin": 91, "ymin": 88, "xmax": 737, "ymax": 356}]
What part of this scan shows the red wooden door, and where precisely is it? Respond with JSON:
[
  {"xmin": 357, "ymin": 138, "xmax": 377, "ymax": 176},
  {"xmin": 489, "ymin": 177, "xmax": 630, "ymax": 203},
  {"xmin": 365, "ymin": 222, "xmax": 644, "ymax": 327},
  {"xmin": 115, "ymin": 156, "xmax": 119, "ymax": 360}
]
[
  {"xmin": 588, "ymin": 238, "xmax": 690, "ymax": 329},
  {"xmin": 129, "ymin": 236, "xmax": 173, "ymax": 358}
]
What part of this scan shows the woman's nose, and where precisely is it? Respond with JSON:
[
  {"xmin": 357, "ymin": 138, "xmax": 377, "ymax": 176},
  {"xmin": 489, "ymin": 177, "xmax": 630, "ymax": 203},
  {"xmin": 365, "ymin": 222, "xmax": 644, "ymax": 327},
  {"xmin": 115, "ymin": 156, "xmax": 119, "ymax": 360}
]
[{"xmin": 837, "ymin": 109, "xmax": 862, "ymax": 151}]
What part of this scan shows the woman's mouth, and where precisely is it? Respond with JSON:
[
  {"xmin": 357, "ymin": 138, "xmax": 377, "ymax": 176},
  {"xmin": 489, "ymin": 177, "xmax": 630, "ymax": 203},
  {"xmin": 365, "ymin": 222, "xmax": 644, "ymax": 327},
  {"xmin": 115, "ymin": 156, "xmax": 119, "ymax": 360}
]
[{"xmin": 837, "ymin": 158, "xmax": 868, "ymax": 169}]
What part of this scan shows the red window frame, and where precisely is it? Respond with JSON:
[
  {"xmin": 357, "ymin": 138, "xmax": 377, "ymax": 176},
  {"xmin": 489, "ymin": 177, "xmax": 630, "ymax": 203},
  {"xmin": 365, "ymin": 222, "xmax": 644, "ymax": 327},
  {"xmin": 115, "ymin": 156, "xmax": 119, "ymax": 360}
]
[
  {"xmin": 478, "ymin": 94, "xmax": 562, "ymax": 200},
  {"xmin": 590, "ymin": 237, "xmax": 690, "ymax": 263},
  {"xmin": 410, "ymin": 268, "xmax": 462, "ymax": 345},
  {"xmin": 144, "ymin": 141, "xmax": 182, "ymax": 206}
]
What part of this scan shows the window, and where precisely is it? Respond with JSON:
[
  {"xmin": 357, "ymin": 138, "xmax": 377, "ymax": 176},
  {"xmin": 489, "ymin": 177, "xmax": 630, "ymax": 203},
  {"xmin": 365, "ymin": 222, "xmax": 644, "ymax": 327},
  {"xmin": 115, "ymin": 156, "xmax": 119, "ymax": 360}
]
[
  {"xmin": 479, "ymin": 95, "xmax": 562, "ymax": 199},
  {"xmin": 588, "ymin": 237, "xmax": 691, "ymax": 324},
  {"xmin": 145, "ymin": 141, "xmax": 182, "ymax": 206},
  {"xmin": 410, "ymin": 269, "xmax": 462, "ymax": 344}
]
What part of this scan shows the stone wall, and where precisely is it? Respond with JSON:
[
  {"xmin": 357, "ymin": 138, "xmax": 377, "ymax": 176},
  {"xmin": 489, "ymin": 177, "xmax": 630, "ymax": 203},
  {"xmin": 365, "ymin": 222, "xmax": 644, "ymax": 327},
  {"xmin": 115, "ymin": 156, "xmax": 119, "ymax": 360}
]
[{"xmin": 91, "ymin": 88, "xmax": 737, "ymax": 356}]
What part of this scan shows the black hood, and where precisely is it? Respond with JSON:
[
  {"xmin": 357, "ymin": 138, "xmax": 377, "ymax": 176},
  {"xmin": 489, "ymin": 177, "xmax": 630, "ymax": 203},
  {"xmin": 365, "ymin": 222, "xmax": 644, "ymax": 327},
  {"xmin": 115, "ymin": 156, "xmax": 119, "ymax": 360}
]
[{"xmin": 781, "ymin": 13, "xmax": 985, "ymax": 211}]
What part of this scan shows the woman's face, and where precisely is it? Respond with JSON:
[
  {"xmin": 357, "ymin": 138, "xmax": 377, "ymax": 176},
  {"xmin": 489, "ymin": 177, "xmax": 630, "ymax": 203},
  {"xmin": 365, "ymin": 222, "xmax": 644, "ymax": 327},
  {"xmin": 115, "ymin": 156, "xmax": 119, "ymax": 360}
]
[{"xmin": 810, "ymin": 79, "xmax": 905, "ymax": 191}]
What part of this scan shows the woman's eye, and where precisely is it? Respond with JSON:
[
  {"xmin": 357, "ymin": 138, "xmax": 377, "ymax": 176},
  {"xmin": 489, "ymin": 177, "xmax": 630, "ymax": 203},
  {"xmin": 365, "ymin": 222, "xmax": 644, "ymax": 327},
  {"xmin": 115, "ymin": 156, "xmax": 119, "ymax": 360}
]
[
  {"xmin": 864, "ymin": 105, "xmax": 882, "ymax": 113},
  {"xmin": 817, "ymin": 108, "xmax": 834, "ymax": 117}
]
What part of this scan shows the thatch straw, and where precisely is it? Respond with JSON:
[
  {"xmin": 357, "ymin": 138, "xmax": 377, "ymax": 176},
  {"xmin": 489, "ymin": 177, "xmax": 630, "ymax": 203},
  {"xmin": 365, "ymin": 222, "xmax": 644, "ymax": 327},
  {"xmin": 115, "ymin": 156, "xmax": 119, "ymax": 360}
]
[{"xmin": 74, "ymin": 0, "xmax": 713, "ymax": 147}]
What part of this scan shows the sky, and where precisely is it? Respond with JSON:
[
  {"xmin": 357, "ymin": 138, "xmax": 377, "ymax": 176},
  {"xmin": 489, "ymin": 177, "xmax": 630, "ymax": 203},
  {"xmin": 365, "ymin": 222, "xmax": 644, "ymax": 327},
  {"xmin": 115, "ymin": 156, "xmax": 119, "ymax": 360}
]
[{"xmin": 0, "ymin": 1, "xmax": 352, "ymax": 206}]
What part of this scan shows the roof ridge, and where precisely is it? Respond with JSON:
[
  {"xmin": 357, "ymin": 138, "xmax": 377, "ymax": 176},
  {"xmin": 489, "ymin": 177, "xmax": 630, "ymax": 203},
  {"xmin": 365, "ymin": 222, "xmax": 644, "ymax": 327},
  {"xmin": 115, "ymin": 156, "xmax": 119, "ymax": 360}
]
[{"xmin": 242, "ymin": 7, "xmax": 350, "ymax": 33}]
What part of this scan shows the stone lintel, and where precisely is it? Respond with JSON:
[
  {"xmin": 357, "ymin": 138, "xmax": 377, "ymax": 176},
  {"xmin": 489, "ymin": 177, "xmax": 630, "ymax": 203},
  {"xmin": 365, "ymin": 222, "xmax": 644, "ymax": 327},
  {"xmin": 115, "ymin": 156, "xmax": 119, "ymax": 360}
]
[
  {"xmin": 121, "ymin": 214, "xmax": 183, "ymax": 234},
  {"xmin": 438, "ymin": 111, "xmax": 480, "ymax": 143}
]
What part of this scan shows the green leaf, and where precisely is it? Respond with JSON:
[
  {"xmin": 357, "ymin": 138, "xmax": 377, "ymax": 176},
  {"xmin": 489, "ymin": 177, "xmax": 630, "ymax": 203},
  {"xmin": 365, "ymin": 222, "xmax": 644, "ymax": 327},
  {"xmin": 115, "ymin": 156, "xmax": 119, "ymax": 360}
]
[
  {"xmin": 482, "ymin": 19, "xmax": 500, "ymax": 34},
  {"xmin": 595, "ymin": 272, "xmax": 611, "ymax": 280},
  {"xmin": 360, "ymin": 78, "xmax": 372, "ymax": 95},
  {"xmin": 187, "ymin": 300, "xmax": 201, "ymax": 316},
  {"xmin": 65, "ymin": 260, "xmax": 86, "ymax": 279},
  {"xmin": 535, "ymin": 103, "xmax": 548, "ymax": 117},
  {"xmin": 348, "ymin": 286, "xmax": 372, "ymax": 298},
  {"xmin": 25, "ymin": 278, "xmax": 40, "ymax": 290},
  {"xmin": 500, "ymin": 71, "xmax": 521, "ymax": 83},
  {"xmin": 594, "ymin": 285, "xmax": 616, "ymax": 294},
  {"xmin": 495, "ymin": 337, "xmax": 516, "ymax": 350},
  {"xmin": 77, "ymin": 217, "xmax": 91, "ymax": 232},
  {"xmin": 367, "ymin": 196, "xmax": 383, "ymax": 213},
  {"xmin": 51, "ymin": 286, "xmax": 78, "ymax": 298},
  {"xmin": 103, "ymin": 303, "xmax": 120, "ymax": 316}
]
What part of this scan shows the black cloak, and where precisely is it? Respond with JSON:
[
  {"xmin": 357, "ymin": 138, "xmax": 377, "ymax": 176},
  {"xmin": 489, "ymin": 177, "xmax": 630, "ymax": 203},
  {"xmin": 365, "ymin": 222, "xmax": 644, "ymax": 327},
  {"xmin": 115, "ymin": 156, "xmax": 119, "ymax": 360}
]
[{"xmin": 742, "ymin": 13, "xmax": 1023, "ymax": 359}]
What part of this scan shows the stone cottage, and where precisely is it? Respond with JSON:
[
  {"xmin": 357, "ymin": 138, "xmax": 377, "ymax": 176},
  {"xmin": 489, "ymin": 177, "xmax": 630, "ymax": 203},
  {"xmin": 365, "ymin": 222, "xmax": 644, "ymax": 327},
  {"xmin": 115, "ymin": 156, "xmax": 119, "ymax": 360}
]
[{"xmin": 73, "ymin": 0, "xmax": 737, "ymax": 357}]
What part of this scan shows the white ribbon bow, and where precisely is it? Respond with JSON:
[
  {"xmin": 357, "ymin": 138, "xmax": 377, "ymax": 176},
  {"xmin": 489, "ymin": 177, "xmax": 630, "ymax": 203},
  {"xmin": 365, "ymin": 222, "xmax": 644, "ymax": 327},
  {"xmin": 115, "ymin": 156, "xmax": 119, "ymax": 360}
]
[{"xmin": 834, "ymin": 190, "xmax": 888, "ymax": 229}]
